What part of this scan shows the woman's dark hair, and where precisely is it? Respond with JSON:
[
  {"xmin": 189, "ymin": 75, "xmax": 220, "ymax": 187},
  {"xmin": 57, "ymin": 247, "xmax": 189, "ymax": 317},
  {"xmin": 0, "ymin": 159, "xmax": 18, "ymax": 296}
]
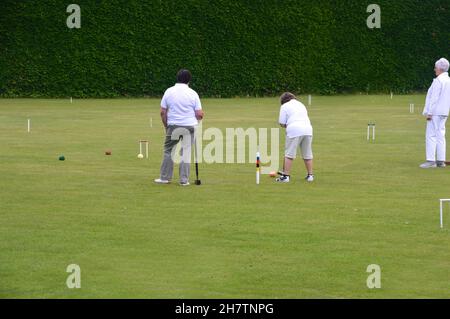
[
  {"xmin": 280, "ymin": 92, "xmax": 296, "ymax": 105},
  {"xmin": 176, "ymin": 69, "xmax": 192, "ymax": 84}
]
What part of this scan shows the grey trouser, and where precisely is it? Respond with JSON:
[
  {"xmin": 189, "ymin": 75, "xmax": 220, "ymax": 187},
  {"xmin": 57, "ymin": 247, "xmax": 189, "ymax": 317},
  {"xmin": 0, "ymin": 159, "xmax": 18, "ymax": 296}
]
[
  {"xmin": 285, "ymin": 135, "xmax": 313, "ymax": 160},
  {"xmin": 160, "ymin": 125, "xmax": 195, "ymax": 183}
]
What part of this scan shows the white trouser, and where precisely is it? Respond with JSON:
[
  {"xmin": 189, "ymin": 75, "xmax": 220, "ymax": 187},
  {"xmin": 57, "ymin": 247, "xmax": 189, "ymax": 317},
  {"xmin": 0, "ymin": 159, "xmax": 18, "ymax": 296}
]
[{"xmin": 426, "ymin": 115, "xmax": 448, "ymax": 162}]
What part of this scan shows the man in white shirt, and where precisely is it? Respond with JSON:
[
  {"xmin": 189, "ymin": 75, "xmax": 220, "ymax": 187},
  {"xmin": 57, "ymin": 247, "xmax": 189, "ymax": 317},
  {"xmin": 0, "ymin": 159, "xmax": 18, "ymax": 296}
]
[
  {"xmin": 276, "ymin": 92, "xmax": 314, "ymax": 183},
  {"xmin": 154, "ymin": 69, "xmax": 204, "ymax": 185},
  {"xmin": 420, "ymin": 58, "xmax": 450, "ymax": 168}
]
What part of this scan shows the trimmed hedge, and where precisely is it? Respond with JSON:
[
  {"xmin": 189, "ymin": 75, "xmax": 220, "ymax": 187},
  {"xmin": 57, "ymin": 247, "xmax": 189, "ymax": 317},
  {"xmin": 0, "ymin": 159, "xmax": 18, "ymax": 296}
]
[{"xmin": 0, "ymin": 0, "xmax": 449, "ymax": 97}]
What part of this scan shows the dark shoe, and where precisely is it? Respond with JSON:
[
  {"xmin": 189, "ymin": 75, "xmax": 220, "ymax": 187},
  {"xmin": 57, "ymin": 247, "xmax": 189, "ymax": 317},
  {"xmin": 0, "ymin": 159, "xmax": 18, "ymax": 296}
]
[{"xmin": 437, "ymin": 161, "xmax": 446, "ymax": 168}]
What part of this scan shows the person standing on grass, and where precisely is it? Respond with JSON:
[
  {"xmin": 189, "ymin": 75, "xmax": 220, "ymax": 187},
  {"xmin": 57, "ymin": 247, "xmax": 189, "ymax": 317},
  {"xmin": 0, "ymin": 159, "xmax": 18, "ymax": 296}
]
[
  {"xmin": 420, "ymin": 58, "xmax": 450, "ymax": 169},
  {"xmin": 276, "ymin": 92, "xmax": 314, "ymax": 183},
  {"xmin": 154, "ymin": 69, "xmax": 204, "ymax": 186}
]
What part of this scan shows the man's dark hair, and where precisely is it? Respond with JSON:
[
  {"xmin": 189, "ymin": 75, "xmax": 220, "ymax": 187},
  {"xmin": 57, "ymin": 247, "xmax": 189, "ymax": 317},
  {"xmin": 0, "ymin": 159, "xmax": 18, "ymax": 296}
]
[
  {"xmin": 176, "ymin": 69, "xmax": 192, "ymax": 84},
  {"xmin": 280, "ymin": 92, "xmax": 296, "ymax": 105}
]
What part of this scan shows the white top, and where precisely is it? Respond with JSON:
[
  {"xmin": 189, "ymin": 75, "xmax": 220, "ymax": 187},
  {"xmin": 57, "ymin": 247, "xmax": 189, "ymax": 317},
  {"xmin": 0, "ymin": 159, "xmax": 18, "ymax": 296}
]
[
  {"xmin": 161, "ymin": 83, "xmax": 202, "ymax": 126},
  {"xmin": 423, "ymin": 72, "xmax": 450, "ymax": 116},
  {"xmin": 279, "ymin": 99, "xmax": 313, "ymax": 138}
]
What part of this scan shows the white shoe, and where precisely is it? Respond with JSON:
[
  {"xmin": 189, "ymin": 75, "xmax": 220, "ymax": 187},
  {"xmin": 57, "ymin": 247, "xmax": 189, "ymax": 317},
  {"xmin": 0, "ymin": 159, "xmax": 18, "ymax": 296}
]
[
  {"xmin": 276, "ymin": 175, "xmax": 290, "ymax": 183},
  {"xmin": 154, "ymin": 178, "xmax": 170, "ymax": 184},
  {"xmin": 179, "ymin": 181, "xmax": 190, "ymax": 186},
  {"xmin": 305, "ymin": 174, "xmax": 314, "ymax": 182},
  {"xmin": 419, "ymin": 161, "xmax": 437, "ymax": 169}
]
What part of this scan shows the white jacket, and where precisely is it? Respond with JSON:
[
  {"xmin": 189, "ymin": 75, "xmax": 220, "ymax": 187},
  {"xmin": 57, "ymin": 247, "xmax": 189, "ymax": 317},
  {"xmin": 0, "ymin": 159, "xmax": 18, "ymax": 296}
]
[{"xmin": 423, "ymin": 72, "xmax": 450, "ymax": 116}]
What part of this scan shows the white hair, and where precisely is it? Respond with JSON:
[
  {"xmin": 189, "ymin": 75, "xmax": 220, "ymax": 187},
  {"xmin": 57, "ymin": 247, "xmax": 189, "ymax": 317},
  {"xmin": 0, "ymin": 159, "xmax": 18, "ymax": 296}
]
[{"xmin": 435, "ymin": 58, "xmax": 450, "ymax": 72}]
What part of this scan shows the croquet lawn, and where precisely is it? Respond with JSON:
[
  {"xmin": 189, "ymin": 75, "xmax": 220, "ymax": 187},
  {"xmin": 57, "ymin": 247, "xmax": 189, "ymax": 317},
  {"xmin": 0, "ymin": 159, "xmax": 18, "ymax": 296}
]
[{"xmin": 0, "ymin": 95, "xmax": 449, "ymax": 298}]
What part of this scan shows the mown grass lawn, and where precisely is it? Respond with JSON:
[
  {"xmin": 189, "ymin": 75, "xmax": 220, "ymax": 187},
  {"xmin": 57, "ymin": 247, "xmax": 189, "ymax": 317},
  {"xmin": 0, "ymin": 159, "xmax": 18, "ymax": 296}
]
[{"xmin": 0, "ymin": 95, "xmax": 449, "ymax": 298}]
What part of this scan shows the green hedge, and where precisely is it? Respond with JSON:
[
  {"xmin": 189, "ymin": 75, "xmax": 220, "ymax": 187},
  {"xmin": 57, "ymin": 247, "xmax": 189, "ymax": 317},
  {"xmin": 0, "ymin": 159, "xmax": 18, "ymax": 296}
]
[{"xmin": 0, "ymin": 0, "xmax": 449, "ymax": 97}]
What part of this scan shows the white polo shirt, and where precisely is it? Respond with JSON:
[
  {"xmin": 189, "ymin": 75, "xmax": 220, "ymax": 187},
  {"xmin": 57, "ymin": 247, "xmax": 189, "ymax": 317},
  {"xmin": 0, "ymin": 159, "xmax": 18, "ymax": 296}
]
[
  {"xmin": 423, "ymin": 72, "xmax": 450, "ymax": 116},
  {"xmin": 279, "ymin": 99, "xmax": 313, "ymax": 138},
  {"xmin": 161, "ymin": 83, "xmax": 202, "ymax": 126}
]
